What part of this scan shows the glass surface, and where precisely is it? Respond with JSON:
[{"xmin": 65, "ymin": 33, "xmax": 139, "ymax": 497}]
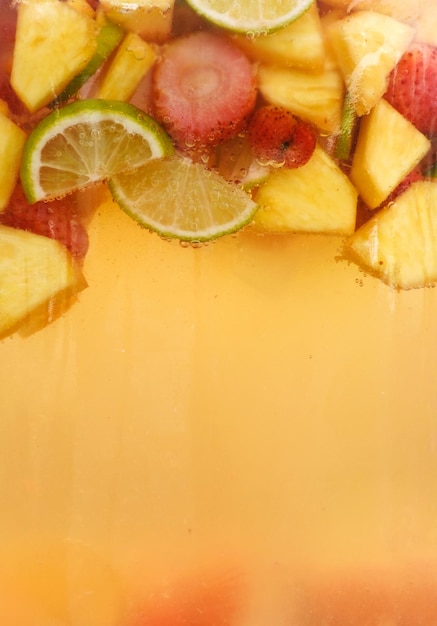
[{"xmin": 2, "ymin": 2, "xmax": 437, "ymax": 625}]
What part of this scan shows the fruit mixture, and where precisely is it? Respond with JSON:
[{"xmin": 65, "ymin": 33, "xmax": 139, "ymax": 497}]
[{"xmin": 1, "ymin": 0, "xmax": 437, "ymax": 339}]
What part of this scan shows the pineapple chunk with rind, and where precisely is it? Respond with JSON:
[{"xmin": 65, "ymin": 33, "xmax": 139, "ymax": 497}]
[
  {"xmin": 257, "ymin": 54, "xmax": 344, "ymax": 133},
  {"xmin": 232, "ymin": 4, "xmax": 325, "ymax": 72},
  {"xmin": 327, "ymin": 11, "xmax": 414, "ymax": 116},
  {"xmin": 0, "ymin": 225, "xmax": 86, "ymax": 339},
  {"xmin": 100, "ymin": 0, "xmax": 174, "ymax": 43},
  {"xmin": 347, "ymin": 181, "xmax": 437, "ymax": 289},
  {"xmin": 253, "ymin": 144, "xmax": 357, "ymax": 235},
  {"xmin": 11, "ymin": 0, "xmax": 98, "ymax": 113},
  {"xmin": 97, "ymin": 32, "xmax": 157, "ymax": 102},
  {"xmin": 350, "ymin": 98, "xmax": 430, "ymax": 209},
  {"xmin": 0, "ymin": 114, "xmax": 27, "ymax": 212}
]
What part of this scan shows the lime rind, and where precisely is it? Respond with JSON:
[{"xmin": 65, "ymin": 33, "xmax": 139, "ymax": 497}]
[
  {"xmin": 21, "ymin": 99, "xmax": 174, "ymax": 203},
  {"xmin": 109, "ymin": 154, "xmax": 258, "ymax": 242},
  {"xmin": 184, "ymin": 0, "xmax": 314, "ymax": 33}
]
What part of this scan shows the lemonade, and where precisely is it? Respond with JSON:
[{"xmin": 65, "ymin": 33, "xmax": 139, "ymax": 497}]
[{"xmin": 2, "ymin": 1, "xmax": 437, "ymax": 625}]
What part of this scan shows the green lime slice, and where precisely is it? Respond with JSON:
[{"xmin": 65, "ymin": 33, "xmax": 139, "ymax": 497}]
[
  {"xmin": 20, "ymin": 98, "xmax": 174, "ymax": 202},
  {"xmin": 51, "ymin": 21, "xmax": 124, "ymax": 106},
  {"xmin": 184, "ymin": 0, "xmax": 314, "ymax": 34},
  {"xmin": 335, "ymin": 92, "xmax": 359, "ymax": 162},
  {"xmin": 109, "ymin": 154, "xmax": 258, "ymax": 242}
]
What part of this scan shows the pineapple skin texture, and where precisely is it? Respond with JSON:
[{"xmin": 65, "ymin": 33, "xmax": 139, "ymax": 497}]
[
  {"xmin": 347, "ymin": 181, "xmax": 437, "ymax": 289},
  {"xmin": 350, "ymin": 99, "xmax": 431, "ymax": 210},
  {"xmin": 253, "ymin": 145, "xmax": 357, "ymax": 236},
  {"xmin": 11, "ymin": 0, "xmax": 98, "ymax": 113},
  {"xmin": 0, "ymin": 226, "xmax": 86, "ymax": 339}
]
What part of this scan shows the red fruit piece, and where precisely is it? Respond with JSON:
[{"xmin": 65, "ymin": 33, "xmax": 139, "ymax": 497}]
[
  {"xmin": 0, "ymin": 184, "xmax": 89, "ymax": 259},
  {"xmin": 385, "ymin": 43, "xmax": 437, "ymax": 136},
  {"xmin": 152, "ymin": 31, "xmax": 257, "ymax": 151},
  {"xmin": 247, "ymin": 105, "xmax": 316, "ymax": 168}
]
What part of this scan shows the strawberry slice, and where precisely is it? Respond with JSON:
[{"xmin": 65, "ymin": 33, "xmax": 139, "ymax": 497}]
[
  {"xmin": 152, "ymin": 32, "xmax": 257, "ymax": 151},
  {"xmin": 0, "ymin": 183, "xmax": 89, "ymax": 259},
  {"xmin": 247, "ymin": 105, "xmax": 316, "ymax": 168},
  {"xmin": 385, "ymin": 43, "xmax": 437, "ymax": 137}
]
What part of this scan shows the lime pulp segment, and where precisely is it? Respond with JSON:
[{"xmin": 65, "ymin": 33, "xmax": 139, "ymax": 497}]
[
  {"xmin": 184, "ymin": 0, "xmax": 314, "ymax": 33},
  {"xmin": 109, "ymin": 154, "xmax": 258, "ymax": 242},
  {"xmin": 21, "ymin": 99, "xmax": 174, "ymax": 202}
]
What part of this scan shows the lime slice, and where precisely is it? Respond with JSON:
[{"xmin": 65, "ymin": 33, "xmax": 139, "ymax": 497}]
[
  {"xmin": 109, "ymin": 154, "xmax": 258, "ymax": 242},
  {"xmin": 21, "ymin": 99, "xmax": 174, "ymax": 203},
  {"xmin": 184, "ymin": 0, "xmax": 314, "ymax": 34}
]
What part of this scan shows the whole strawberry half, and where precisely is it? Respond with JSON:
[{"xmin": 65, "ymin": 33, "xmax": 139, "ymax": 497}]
[
  {"xmin": 247, "ymin": 105, "xmax": 316, "ymax": 168},
  {"xmin": 385, "ymin": 43, "xmax": 437, "ymax": 137}
]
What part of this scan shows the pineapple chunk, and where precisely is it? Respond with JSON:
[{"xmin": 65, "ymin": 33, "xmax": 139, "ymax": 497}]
[
  {"xmin": 97, "ymin": 32, "xmax": 157, "ymax": 101},
  {"xmin": 66, "ymin": 0, "xmax": 95, "ymax": 17},
  {"xmin": 414, "ymin": 5, "xmax": 437, "ymax": 47},
  {"xmin": 0, "ymin": 114, "xmax": 27, "ymax": 212},
  {"xmin": 257, "ymin": 53, "xmax": 344, "ymax": 133},
  {"xmin": 327, "ymin": 11, "xmax": 414, "ymax": 116},
  {"xmin": 350, "ymin": 98, "xmax": 430, "ymax": 209},
  {"xmin": 0, "ymin": 226, "xmax": 86, "ymax": 339},
  {"xmin": 100, "ymin": 0, "xmax": 174, "ymax": 43},
  {"xmin": 11, "ymin": 0, "xmax": 98, "ymax": 112},
  {"xmin": 232, "ymin": 4, "xmax": 325, "ymax": 72},
  {"xmin": 347, "ymin": 181, "xmax": 437, "ymax": 289},
  {"xmin": 320, "ymin": 0, "xmax": 428, "ymax": 23},
  {"xmin": 253, "ymin": 145, "xmax": 357, "ymax": 235}
]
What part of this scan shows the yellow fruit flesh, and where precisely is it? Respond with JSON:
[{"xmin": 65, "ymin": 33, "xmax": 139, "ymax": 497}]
[
  {"xmin": 347, "ymin": 181, "xmax": 437, "ymax": 289},
  {"xmin": 97, "ymin": 32, "xmax": 157, "ymax": 101},
  {"xmin": 327, "ymin": 10, "xmax": 414, "ymax": 116},
  {"xmin": 257, "ymin": 53, "xmax": 344, "ymax": 133},
  {"xmin": 350, "ymin": 99, "xmax": 430, "ymax": 209},
  {"xmin": 232, "ymin": 3, "xmax": 325, "ymax": 71},
  {"xmin": 0, "ymin": 226, "xmax": 86, "ymax": 339},
  {"xmin": 254, "ymin": 145, "xmax": 357, "ymax": 235},
  {"xmin": 0, "ymin": 114, "xmax": 27, "ymax": 212},
  {"xmin": 11, "ymin": 0, "xmax": 98, "ymax": 112}
]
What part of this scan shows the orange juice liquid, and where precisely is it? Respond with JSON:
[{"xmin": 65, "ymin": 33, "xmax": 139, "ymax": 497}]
[{"xmin": 1, "ymin": 191, "xmax": 437, "ymax": 624}]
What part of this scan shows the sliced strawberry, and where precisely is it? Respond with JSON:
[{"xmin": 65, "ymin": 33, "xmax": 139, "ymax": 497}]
[
  {"xmin": 385, "ymin": 43, "xmax": 437, "ymax": 137},
  {"xmin": 152, "ymin": 32, "xmax": 257, "ymax": 151},
  {"xmin": 0, "ymin": 184, "xmax": 89, "ymax": 259},
  {"xmin": 247, "ymin": 105, "xmax": 316, "ymax": 169}
]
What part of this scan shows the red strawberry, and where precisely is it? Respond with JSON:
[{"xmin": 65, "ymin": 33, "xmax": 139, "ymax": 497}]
[
  {"xmin": 0, "ymin": 184, "xmax": 89, "ymax": 259},
  {"xmin": 385, "ymin": 43, "xmax": 437, "ymax": 136},
  {"xmin": 152, "ymin": 32, "xmax": 257, "ymax": 151},
  {"xmin": 247, "ymin": 105, "xmax": 316, "ymax": 168}
]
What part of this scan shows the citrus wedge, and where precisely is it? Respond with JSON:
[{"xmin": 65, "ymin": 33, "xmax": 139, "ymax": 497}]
[
  {"xmin": 20, "ymin": 99, "xmax": 174, "ymax": 203},
  {"xmin": 184, "ymin": 0, "xmax": 314, "ymax": 34},
  {"xmin": 109, "ymin": 154, "xmax": 258, "ymax": 242}
]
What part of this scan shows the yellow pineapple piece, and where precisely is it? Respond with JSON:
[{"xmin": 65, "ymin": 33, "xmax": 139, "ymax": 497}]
[
  {"xmin": 0, "ymin": 114, "xmax": 27, "ymax": 212},
  {"xmin": 253, "ymin": 145, "xmax": 357, "ymax": 235},
  {"xmin": 100, "ymin": 0, "xmax": 174, "ymax": 43},
  {"xmin": 0, "ymin": 226, "xmax": 86, "ymax": 339},
  {"xmin": 11, "ymin": 0, "xmax": 98, "ymax": 113},
  {"xmin": 257, "ymin": 53, "xmax": 344, "ymax": 133},
  {"xmin": 320, "ymin": 0, "xmax": 429, "ymax": 24},
  {"xmin": 347, "ymin": 181, "xmax": 437, "ymax": 289},
  {"xmin": 97, "ymin": 32, "xmax": 157, "ymax": 101},
  {"xmin": 327, "ymin": 10, "xmax": 414, "ymax": 116},
  {"xmin": 66, "ymin": 0, "xmax": 95, "ymax": 17},
  {"xmin": 350, "ymin": 98, "xmax": 430, "ymax": 209},
  {"xmin": 232, "ymin": 4, "xmax": 325, "ymax": 72}
]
